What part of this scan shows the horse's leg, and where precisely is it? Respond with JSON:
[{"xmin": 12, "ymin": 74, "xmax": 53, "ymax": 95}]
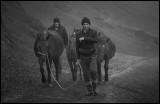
[
  {"xmin": 59, "ymin": 55, "xmax": 62, "ymax": 74},
  {"xmin": 73, "ymin": 61, "xmax": 78, "ymax": 81},
  {"xmin": 68, "ymin": 60, "xmax": 76, "ymax": 81},
  {"xmin": 97, "ymin": 60, "xmax": 102, "ymax": 84},
  {"xmin": 76, "ymin": 60, "xmax": 83, "ymax": 81},
  {"xmin": 53, "ymin": 58, "xmax": 60, "ymax": 81},
  {"xmin": 104, "ymin": 59, "xmax": 109, "ymax": 83},
  {"xmin": 38, "ymin": 59, "xmax": 46, "ymax": 83},
  {"xmin": 46, "ymin": 56, "xmax": 52, "ymax": 87},
  {"xmin": 78, "ymin": 61, "xmax": 83, "ymax": 81}
]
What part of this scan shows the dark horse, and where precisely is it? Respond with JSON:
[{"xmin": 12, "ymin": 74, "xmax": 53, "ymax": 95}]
[
  {"xmin": 66, "ymin": 28, "xmax": 81, "ymax": 81},
  {"xmin": 34, "ymin": 30, "xmax": 65, "ymax": 87},
  {"xmin": 97, "ymin": 31, "xmax": 116, "ymax": 84},
  {"xmin": 67, "ymin": 28, "xmax": 116, "ymax": 84}
]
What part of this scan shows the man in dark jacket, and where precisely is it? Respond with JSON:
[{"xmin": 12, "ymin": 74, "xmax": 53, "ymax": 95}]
[
  {"xmin": 76, "ymin": 17, "xmax": 99, "ymax": 96},
  {"xmin": 48, "ymin": 17, "xmax": 68, "ymax": 46}
]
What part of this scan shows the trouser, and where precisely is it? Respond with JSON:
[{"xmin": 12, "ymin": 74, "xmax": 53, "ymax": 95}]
[
  {"xmin": 80, "ymin": 57, "xmax": 98, "ymax": 83},
  {"xmin": 80, "ymin": 54, "xmax": 98, "ymax": 95}
]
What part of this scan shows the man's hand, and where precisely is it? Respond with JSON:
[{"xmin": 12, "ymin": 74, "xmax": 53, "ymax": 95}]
[
  {"xmin": 76, "ymin": 59, "xmax": 81, "ymax": 65},
  {"xmin": 79, "ymin": 37, "xmax": 84, "ymax": 42}
]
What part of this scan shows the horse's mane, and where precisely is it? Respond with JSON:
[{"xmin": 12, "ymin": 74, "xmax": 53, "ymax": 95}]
[
  {"xmin": 74, "ymin": 29, "xmax": 81, "ymax": 32},
  {"xmin": 98, "ymin": 32, "xmax": 110, "ymax": 44},
  {"xmin": 47, "ymin": 30, "xmax": 59, "ymax": 35},
  {"xmin": 70, "ymin": 29, "xmax": 81, "ymax": 38},
  {"xmin": 68, "ymin": 28, "xmax": 80, "ymax": 51}
]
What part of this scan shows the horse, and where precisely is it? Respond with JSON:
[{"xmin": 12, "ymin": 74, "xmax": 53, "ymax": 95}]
[
  {"xmin": 66, "ymin": 28, "xmax": 81, "ymax": 81},
  {"xmin": 34, "ymin": 30, "xmax": 65, "ymax": 87},
  {"xmin": 97, "ymin": 31, "xmax": 116, "ymax": 84},
  {"xmin": 67, "ymin": 28, "xmax": 116, "ymax": 84}
]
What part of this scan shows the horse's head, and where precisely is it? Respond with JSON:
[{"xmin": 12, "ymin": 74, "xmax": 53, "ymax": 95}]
[
  {"xmin": 97, "ymin": 32, "xmax": 107, "ymax": 55},
  {"xmin": 97, "ymin": 32, "xmax": 107, "ymax": 44},
  {"xmin": 36, "ymin": 31, "xmax": 49, "ymax": 62},
  {"xmin": 72, "ymin": 27, "xmax": 81, "ymax": 36},
  {"xmin": 68, "ymin": 28, "xmax": 81, "ymax": 55}
]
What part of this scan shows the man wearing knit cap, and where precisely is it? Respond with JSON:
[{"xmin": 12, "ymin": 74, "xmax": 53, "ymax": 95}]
[
  {"xmin": 76, "ymin": 17, "xmax": 99, "ymax": 96},
  {"xmin": 48, "ymin": 17, "xmax": 68, "ymax": 46}
]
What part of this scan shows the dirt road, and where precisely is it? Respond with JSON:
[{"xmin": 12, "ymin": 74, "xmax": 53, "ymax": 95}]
[{"xmin": 1, "ymin": 52, "xmax": 159, "ymax": 103}]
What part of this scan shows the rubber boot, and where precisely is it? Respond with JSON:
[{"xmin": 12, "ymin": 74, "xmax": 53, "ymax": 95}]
[
  {"xmin": 92, "ymin": 82, "xmax": 98, "ymax": 96},
  {"xmin": 85, "ymin": 83, "xmax": 94, "ymax": 96}
]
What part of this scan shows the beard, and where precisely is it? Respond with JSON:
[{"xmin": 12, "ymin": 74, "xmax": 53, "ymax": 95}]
[
  {"xmin": 83, "ymin": 27, "xmax": 89, "ymax": 33},
  {"xmin": 55, "ymin": 25, "xmax": 59, "ymax": 28}
]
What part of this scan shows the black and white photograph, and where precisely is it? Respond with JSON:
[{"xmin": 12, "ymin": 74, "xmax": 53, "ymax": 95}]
[{"xmin": 1, "ymin": 1, "xmax": 159, "ymax": 103}]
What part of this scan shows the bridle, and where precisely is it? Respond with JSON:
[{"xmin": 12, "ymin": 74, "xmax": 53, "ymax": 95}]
[
  {"xmin": 38, "ymin": 51, "xmax": 47, "ymax": 56},
  {"xmin": 97, "ymin": 38, "xmax": 110, "ymax": 56},
  {"xmin": 38, "ymin": 49, "xmax": 82, "ymax": 90}
]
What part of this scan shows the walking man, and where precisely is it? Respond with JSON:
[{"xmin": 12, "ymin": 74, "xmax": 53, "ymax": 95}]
[{"xmin": 76, "ymin": 17, "xmax": 99, "ymax": 96}]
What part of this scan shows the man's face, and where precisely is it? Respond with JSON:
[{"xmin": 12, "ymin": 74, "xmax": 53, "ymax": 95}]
[
  {"xmin": 54, "ymin": 22, "xmax": 60, "ymax": 28},
  {"xmin": 83, "ymin": 23, "xmax": 90, "ymax": 31}
]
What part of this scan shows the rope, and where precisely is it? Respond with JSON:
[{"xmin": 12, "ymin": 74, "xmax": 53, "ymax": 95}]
[{"xmin": 46, "ymin": 52, "xmax": 82, "ymax": 90}]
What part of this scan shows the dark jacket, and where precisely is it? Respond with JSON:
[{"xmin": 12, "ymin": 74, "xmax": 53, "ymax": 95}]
[
  {"xmin": 48, "ymin": 24, "xmax": 68, "ymax": 46},
  {"xmin": 76, "ymin": 28, "xmax": 98, "ymax": 60}
]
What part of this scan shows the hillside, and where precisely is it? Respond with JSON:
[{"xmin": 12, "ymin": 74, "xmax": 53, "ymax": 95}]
[
  {"xmin": 1, "ymin": 1, "xmax": 45, "ymax": 96},
  {"xmin": 20, "ymin": 1, "xmax": 159, "ymax": 57}
]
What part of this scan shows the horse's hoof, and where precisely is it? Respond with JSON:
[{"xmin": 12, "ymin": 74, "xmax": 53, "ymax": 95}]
[
  {"xmin": 49, "ymin": 84, "xmax": 53, "ymax": 87},
  {"xmin": 104, "ymin": 82, "xmax": 108, "ymax": 85},
  {"xmin": 42, "ymin": 79, "xmax": 46, "ymax": 83}
]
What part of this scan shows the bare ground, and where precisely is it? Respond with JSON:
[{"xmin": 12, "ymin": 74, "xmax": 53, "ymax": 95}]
[{"xmin": 1, "ymin": 48, "xmax": 159, "ymax": 103}]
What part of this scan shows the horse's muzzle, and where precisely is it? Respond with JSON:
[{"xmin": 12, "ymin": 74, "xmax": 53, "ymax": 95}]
[
  {"xmin": 38, "ymin": 52, "xmax": 47, "ymax": 62},
  {"xmin": 39, "ymin": 55, "xmax": 46, "ymax": 62}
]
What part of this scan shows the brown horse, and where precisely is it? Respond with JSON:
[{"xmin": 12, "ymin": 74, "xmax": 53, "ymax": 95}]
[
  {"xmin": 97, "ymin": 31, "xmax": 116, "ymax": 84},
  {"xmin": 66, "ymin": 28, "xmax": 81, "ymax": 81},
  {"xmin": 34, "ymin": 30, "xmax": 65, "ymax": 87}
]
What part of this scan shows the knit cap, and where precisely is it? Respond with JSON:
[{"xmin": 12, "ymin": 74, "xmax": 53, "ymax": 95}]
[{"xmin": 81, "ymin": 17, "xmax": 91, "ymax": 25}]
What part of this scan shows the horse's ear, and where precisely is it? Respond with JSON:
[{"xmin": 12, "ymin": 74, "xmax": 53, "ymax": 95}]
[
  {"xmin": 73, "ymin": 26, "xmax": 75, "ymax": 31},
  {"xmin": 46, "ymin": 34, "xmax": 50, "ymax": 41}
]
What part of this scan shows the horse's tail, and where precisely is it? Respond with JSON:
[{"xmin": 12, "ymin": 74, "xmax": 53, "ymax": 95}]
[{"xmin": 108, "ymin": 39, "xmax": 116, "ymax": 59}]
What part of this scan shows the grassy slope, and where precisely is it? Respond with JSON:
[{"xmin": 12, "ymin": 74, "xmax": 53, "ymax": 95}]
[
  {"xmin": 1, "ymin": 1, "xmax": 45, "ymax": 96},
  {"xmin": 20, "ymin": 1, "xmax": 159, "ymax": 57}
]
